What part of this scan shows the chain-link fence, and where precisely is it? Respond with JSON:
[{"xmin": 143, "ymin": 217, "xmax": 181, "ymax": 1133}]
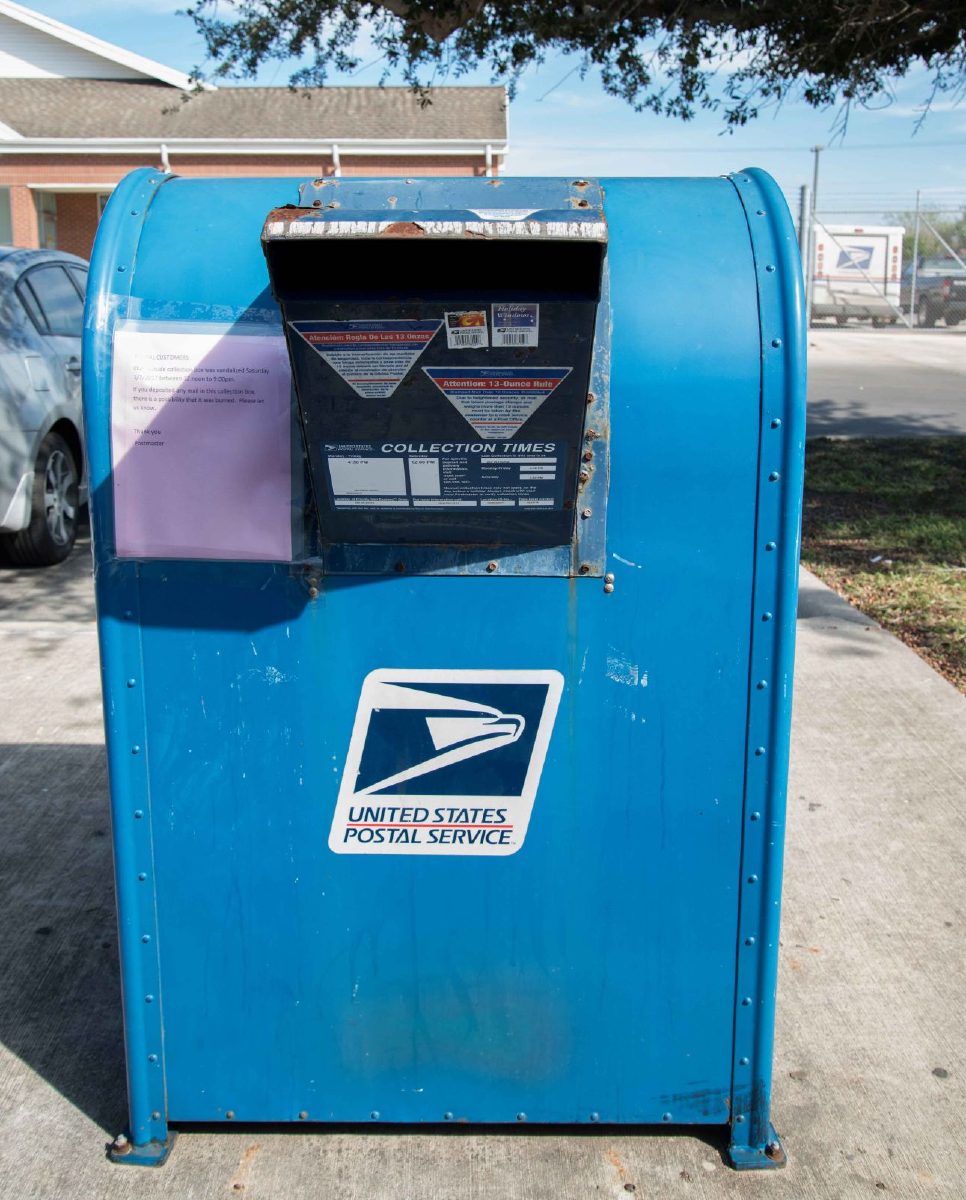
[{"xmin": 784, "ymin": 186, "xmax": 966, "ymax": 328}]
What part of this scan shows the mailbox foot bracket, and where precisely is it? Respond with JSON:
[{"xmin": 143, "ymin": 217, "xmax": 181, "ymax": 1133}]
[
  {"xmin": 108, "ymin": 1131, "xmax": 177, "ymax": 1167},
  {"xmin": 727, "ymin": 1124, "xmax": 786, "ymax": 1170}
]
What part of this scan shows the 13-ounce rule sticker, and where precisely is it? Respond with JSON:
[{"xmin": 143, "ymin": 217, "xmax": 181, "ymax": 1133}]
[
  {"xmin": 492, "ymin": 303, "xmax": 539, "ymax": 347},
  {"xmin": 423, "ymin": 366, "xmax": 571, "ymax": 439},
  {"xmin": 330, "ymin": 669, "xmax": 563, "ymax": 855},
  {"xmin": 445, "ymin": 311, "xmax": 488, "ymax": 350}
]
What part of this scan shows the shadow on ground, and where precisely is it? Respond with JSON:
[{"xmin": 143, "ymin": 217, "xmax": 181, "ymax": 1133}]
[
  {"xmin": 0, "ymin": 741, "xmax": 126, "ymax": 1134},
  {"xmin": 0, "ymin": 514, "xmax": 96, "ymax": 624}
]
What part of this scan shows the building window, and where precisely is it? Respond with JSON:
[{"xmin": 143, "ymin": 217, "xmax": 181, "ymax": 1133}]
[
  {"xmin": 35, "ymin": 191, "xmax": 58, "ymax": 249},
  {"xmin": 0, "ymin": 188, "xmax": 11, "ymax": 245}
]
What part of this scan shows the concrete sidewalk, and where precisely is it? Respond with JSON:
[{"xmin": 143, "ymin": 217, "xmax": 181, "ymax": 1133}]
[{"xmin": 0, "ymin": 550, "xmax": 963, "ymax": 1199}]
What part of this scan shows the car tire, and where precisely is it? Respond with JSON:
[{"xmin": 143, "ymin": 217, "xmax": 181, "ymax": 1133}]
[
  {"xmin": 946, "ymin": 315, "xmax": 961, "ymax": 327},
  {"xmin": 917, "ymin": 296, "xmax": 936, "ymax": 328},
  {"xmin": 835, "ymin": 315, "xmax": 848, "ymax": 326},
  {"xmin": 1, "ymin": 431, "xmax": 80, "ymax": 566}
]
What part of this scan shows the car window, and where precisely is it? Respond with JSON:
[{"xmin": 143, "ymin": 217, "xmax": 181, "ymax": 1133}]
[
  {"xmin": 15, "ymin": 277, "xmax": 47, "ymax": 332},
  {"xmin": 67, "ymin": 265, "xmax": 88, "ymax": 298},
  {"xmin": 21, "ymin": 264, "xmax": 84, "ymax": 337}
]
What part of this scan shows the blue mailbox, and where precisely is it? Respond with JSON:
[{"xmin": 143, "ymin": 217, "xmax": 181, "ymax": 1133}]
[{"xmin": 84, "ymin": 170, "xmax": 805, "ymax": 1169}]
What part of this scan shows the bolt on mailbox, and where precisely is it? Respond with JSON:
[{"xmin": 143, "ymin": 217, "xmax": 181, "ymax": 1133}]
[{"xmin": 83, "ymin": 171, "xmax": 805, "ymax": 1169}]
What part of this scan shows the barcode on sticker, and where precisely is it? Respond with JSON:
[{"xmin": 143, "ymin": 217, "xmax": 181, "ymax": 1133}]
[
  {"xmin": 492, "ymin": 303, "xmax": 539, "ymax": 348},
  {"xmin": 449, "ymin": 330, "xmax": 486, "ymax": 347},
  {"xmin": 445, "ymin": 311, "xmax": 489, "ymax": 350}
]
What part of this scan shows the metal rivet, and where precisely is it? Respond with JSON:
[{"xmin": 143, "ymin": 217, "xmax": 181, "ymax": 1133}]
[
  {"xmin": 586, "ymin": 392, "xmax": 595, "ymax": 404},
  {"xmin": 581, "ymin": 508, "xmax": 592, "ymax": 519},
  {"xmin": 308, "ymin": 585, "xmax": 319, "ymax": 599},
  {"xmin": 757, "ymin": 680, "xmax": 768, "ymax": 690},
  {"xmin": 768, "ymin": 471, "xmax": 780, "ymax": 482},
  {"xmin": 370, "ymin": 1111, "xmax": 380, "ymax": 1120},
  {"xmin": 770, "ymin": 418, "xmax": 782, "ymax": 428},
  {"xmin": 771, "ymin": 338, "xmax": 782, "ymax": 348},
  {"xmin": 486, "ymin": 561, "xmax": 498, "ymax": 573},
  {"xmin": 141, "ymin": 934, "xmax": 150, "ymax": 943},
  {"xmin": 756, "ymin": 209, "xmax": 765, "ymax": 216},
  {"xmin": 589, "ymin": 1112, "xmax": 600, "ymax": 1122},
  {"xmin": 145, "ymin": 994, "xmax": 154, "ymax": 1003},
  {"xmin": 762, "ymin": 612, "xmax": 773, "ymax": 621},
  {"xmin": 754, "ymin": 747, "xmax": 766, "ymax": 757},
  {"xmin": 443, "ymin": 1111, "xmax": 454, "ymax": 1121},
  {"xmin": 124, "ymin": 610, "xmax": 133, "ymax": 619},
  {"xmin": 736, "ymin": 1114, "xmax": 746, "ymax": 1123},
  {"xmin": 747, "ymin": 874, "xmax": 759, "ymax": 884},
  {"xmin": 739, "ymin": 1056, "xmax": 750, "ymax": 1065},
  {"xmin": 117, "ymin": 265, "xmax": 127, "ymax": 273},
  {"xmin": 582, "ymin": 450, "xmax": 594, "ymax": 462},
  {"xmin": 765, "ymin": 1141, "xmax": 783, "ymax": 1160},
  {"xmin": 516, "ymin": 1112, "xmax": 527, "ymax": 1122},
  {"xmin": 579, "ymin": 470, "xmax": 590, "ymax": 484},
  {"xmin": 225, "ymin": 1110, "xmax": 235, "ymax": 1120},
  {"xmin": 134, "ymin": 809, "xmax": 143, "ymax": 819},
  {"xmin": 130, "ymin": 210, "xmax": 139, "ymax": 216},
  {"xmin": 131, "ymin": 745, "xmax": 140, "ymax": 755},
  {"xmin": 741, "ymin": 997, "xmax": 752, "ymax": 1006},
  {"xmin": 126, "ymin": 678, "xmax": 137, "ymax": 688},
  {"xmin": 137, "ymin": 871, "xmax": 147, "ymax": 881},
  {"xmin": 765, "ymin": 264, "xmax": 775, "ymax": 272},
  {"xmin": 148, "ymin": 1054, "xmax": 158, "ymax": 1063},
  {"xmin": 298, "ymin": 1111, "xmax": 308, "ymax": 1121},
  {"xmin": 603, "ymin": 583, "xmax": 615, "ymax": 594},
  {"xmin": 662, "ymin": 1112, "xmax": 672, "ymax": 1122},
  {"xmin": 151, "ymin": 1110, "xmax": 161, "ymax": 1121},
  {"xmin": 765, "ymin": 541, "xmax": 776, "ymax": 551},
  {"xmin": 746, "ymin": 936, "xmax": 756, "ymax": 945},
  {"xmin": 750, "ymin": 811, "xmax": 761, "ymax": 822},
  {"xmin": 604, "ymin": 572, "xmax": 615, "ymax": 584},
  {"xmin": 578, "ymin": 563, "xmax": 590, "ymax": 575}
]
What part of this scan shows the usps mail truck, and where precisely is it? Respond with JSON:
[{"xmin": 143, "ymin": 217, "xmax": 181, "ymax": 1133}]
[{"xmin": 811, "ymin": 223, "xmax": 904, "ymax": 325}]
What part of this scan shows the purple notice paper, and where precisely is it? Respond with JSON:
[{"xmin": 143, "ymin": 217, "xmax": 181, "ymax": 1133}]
[{"xmin": 112, "ymin": 325, "xmax": 293, "ymax": 561}]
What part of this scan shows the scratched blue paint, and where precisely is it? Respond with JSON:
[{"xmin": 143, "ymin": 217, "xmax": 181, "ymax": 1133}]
[{"xmin": 84, "ymin": 170, "xmax": 803, "ymax": 1167}]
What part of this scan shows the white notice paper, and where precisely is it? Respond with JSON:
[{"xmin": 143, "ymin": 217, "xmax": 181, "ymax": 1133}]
[{"xmin": 111, "ymin": 324, "xmax": 293, "ymax": 560}]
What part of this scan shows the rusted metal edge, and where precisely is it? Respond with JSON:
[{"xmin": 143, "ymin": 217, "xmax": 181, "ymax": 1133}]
[{"xmin": 260, "ymin": 213, "xmax": 608, "ymax": 243}]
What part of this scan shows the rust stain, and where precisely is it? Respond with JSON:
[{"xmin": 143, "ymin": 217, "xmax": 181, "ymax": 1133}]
[
  {"xmin": 263, "ymin": 205, "xmax": 305, "ymax": 228},
  {"xmin": 607, "ymin": 1149, "xmax": 630, "ymax": 1185},
  {"xmin": 227, "ymin": 1142, "xmax": 260, "ymax": 1192},
  {"xmin": 379, "ymin": 221, "xmax": 427, "ymax": 238}
]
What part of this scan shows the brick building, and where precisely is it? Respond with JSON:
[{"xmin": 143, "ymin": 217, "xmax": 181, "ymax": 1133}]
[{"xmin": 0, "ymin": 0, "xmax": 508, "ymax": 258}]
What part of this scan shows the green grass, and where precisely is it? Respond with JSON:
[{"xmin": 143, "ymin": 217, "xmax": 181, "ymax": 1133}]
[{"xmin": 801, "ymin": 438, "xmax": 966, "ymax": 691}]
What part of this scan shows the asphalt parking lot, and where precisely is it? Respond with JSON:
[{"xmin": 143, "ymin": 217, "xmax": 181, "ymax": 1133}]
[{"xmin": 807, "ymin": 326, "xmax": 966, "ymax": 436}]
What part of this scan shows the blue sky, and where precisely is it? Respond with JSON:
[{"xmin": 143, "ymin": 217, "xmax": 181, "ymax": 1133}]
[{"xmin": 30, "ymin": 0, "xmax": 966, "ymax": 222}]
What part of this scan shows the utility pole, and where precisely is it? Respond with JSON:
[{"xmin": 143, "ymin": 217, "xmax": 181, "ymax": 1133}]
[
  {"xmin": 910, "ymin": 189, "xmax": 921, "ymax": 326},
  {"xmin": 798, "ymin": 184, "xmax": 811, "ymax": 251},
  {"xmin": 804, "ymin": 145, "xmax": 823, "ymax": 328}
]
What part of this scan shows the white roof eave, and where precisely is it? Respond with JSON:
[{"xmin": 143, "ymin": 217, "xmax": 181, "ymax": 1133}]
[{"xmin": 0, "ymin": 0, "xmax": 212, "ymax": 92}]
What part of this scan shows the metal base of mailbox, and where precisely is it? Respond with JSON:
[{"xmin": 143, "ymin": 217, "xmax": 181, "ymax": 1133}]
[
  {"xmin": 107, "ymin": 1132, "xmax": 178, "ymax": 1167},
  {"xmin": 727, "ymin": 1124, "xmax": 787, "ymax": 1170}
]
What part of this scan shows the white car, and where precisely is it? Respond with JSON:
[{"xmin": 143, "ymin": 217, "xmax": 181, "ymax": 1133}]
[{"xmin": 0, "ymin": 247, "xmax": 88, "ymax": 565}]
